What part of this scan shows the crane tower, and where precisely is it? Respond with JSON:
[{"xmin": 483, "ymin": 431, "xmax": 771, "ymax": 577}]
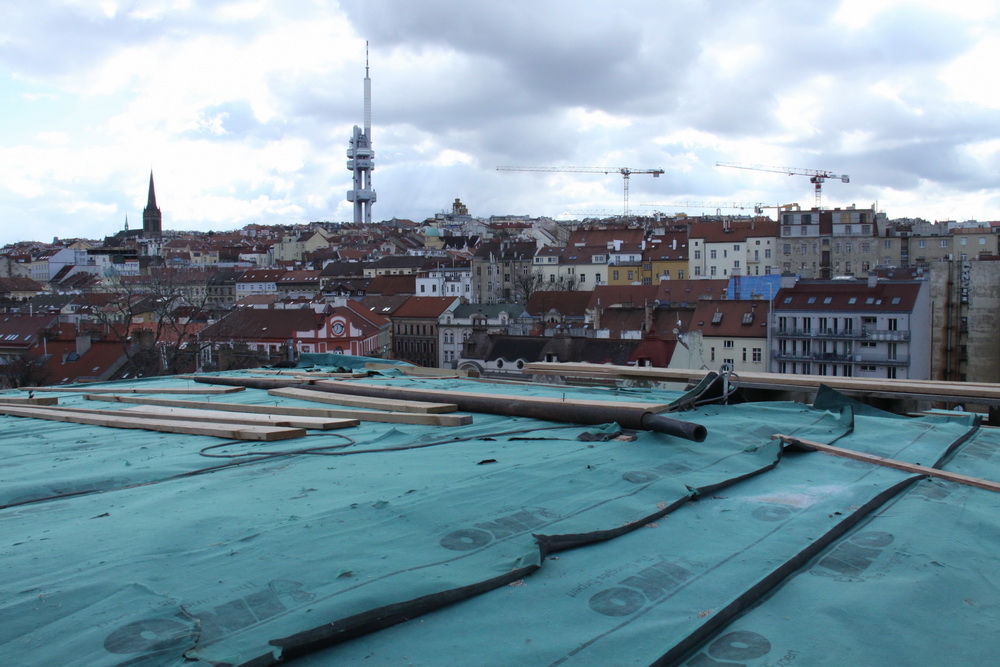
[
  {"xmin": 716, "ymin": 161, "xmax": 848, "ymax": 209},
  {"xmin": 497, "ymin": 166, "xmax": 664, "ymax": 217}
]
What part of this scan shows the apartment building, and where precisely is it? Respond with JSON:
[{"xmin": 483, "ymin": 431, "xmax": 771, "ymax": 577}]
[
  {"xmin": 777, "ymin": 204, "xmax": 886, "ymax": 278},
  {"xmin": 689, "ymin": 218, "xmax": 779, "ymax": 279},
  {"xmin": 770, "ymin": 276, "xmax": 930, "ymax": 379}
]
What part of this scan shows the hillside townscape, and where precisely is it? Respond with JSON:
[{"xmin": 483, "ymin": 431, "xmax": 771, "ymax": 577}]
[{"xmin": 1, "ymin": 178, "xmax": 996, "ymax": 389}]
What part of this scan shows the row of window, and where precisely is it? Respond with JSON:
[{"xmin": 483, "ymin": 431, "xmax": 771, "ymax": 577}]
[{"xmin": 708, "ymin": 346, "xmax": 763, "ymax": 363}]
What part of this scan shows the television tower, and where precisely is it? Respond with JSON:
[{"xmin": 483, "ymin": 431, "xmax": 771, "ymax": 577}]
[{"xmin": 346, "ymin": 42, "xmax": 376, "ymax": 224}]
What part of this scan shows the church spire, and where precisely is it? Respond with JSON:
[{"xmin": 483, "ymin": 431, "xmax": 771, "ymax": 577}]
[
  {"xmin": 146, "ymin": 171, "xmax": 158, "ymax": 210},
  {"xmin": 142, "ymin": 170, "xmax": 162, "ymax": 237}
]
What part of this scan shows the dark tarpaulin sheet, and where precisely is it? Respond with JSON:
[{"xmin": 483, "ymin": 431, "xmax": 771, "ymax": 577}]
[{"xmin": 0, "ymin": 393, "xmax": 848, "ymax": 665}]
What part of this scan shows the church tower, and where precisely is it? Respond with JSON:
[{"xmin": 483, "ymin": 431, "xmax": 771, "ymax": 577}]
[{"xmin": 142, "ymin": 171, "xmax": 162, "ymax": 237}]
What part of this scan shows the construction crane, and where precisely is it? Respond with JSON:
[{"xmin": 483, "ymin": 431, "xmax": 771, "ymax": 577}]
[
  {"xmin": 641, "ymin": 201, "xmax": 799, "ymax": 215},
  {"xmin": 497, "ymin": 166, "xmax": 664, "ymax": 217},
  {"xmin": 716, "ymin": 162, "xmax": 849, "ymax": 209}
]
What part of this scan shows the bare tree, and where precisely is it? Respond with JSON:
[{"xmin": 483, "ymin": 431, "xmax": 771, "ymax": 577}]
[
  {"xmin": 85, "ymin": 268, "xmax": 217, "ymax": 377},
  {"xmin": 510, "ymin": 271, "xmax": 577, "ymax": 304}
]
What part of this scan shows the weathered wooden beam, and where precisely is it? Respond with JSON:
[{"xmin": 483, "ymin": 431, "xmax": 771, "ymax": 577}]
[
  {"xmin": 772, "ymin": 433, "xmax": 1000, "ymax": 494},
  {"xmin": 0, "ymin": 404, "xmax": 304, "ymax": 441},
  {"xmin": 115, "ymin": 405, "xmax": 358, "ymax": 430},
  {"xmin": 87, "ymin": 394, "xmax": 473, "ymax": 427},
  {"xmin": 364, "ymin": 363, "xmax": 473, "ymax": 378},
  {"xmin": 266, "ymin": 388, "xmax": 472, "ymax": 426},
  {"xmin": 20, "ymin": 385, "xmax": 246, "ymax": 395},
  {"xmin": 306, "ymin": 382, "xmax": 458, "ymax": 413},
  {"xmin": 524, "ymin": 363, "xmax": 1000, "ymax": 401},
  {"xmin": 0, "ymin": 396, "xmax": 59, "ymax": 406}
]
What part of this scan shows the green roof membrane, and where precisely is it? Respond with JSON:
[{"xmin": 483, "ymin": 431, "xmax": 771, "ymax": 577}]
[
  {"xmin": 0, "ymin": 382, "xmax": 846, "ymax": 665},
  {"xmin": 0, "ymin": 371, "xmax": 988, "ymax": 666},
  {"xmin": 685, "ymin": 426, "xmax": 1000, "ymax": 666},
  {"xmin": 294, "ymin": 407, "xmax": 981, "ymax": 666}
]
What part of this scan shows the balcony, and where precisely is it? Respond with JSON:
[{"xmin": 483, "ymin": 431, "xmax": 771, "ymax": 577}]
[
  {"xmin": 772, "ymin": 351, "xmax": 857, "ymax": 363},
  {"xmin": 772, "ymin": 351, "xmax": 910, "ymax": 366},
  {"xmin": 772, "ymin": 327, "xmax": 909, "ymax": 342}
]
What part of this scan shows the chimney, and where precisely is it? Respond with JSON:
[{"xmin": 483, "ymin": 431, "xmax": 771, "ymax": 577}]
[
  {"xmin": 76, "ymin": 333, "xmax": 91, "ymax": 357},
  {"xmin": 868, "ymin": 274, "xmax": 878, "ymax": 288}
]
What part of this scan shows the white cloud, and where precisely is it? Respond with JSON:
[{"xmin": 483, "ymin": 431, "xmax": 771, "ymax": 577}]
[{"xmin": 1, "ymin": 0, "xmax": 999, "ymax": 245}]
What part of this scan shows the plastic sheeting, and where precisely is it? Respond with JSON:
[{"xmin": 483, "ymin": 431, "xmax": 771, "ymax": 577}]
[{"xmin": 0, "ymin": 375, "xmax": 989, "ymax": 666}]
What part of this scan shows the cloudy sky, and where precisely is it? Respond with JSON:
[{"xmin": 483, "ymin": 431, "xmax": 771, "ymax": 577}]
[{"xmin": 2, "ymin": 0, "xmax": 999, "ymax": 246}]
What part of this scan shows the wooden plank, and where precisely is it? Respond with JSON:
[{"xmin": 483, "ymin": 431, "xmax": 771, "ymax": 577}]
[
  {"xmin": 307, "ymin": 382, "xmax": 460, "ymax": 413},
  {"xmin": 115, "ymin": 405, "xmax": 358, "ymax": 430},
  {"xmin": 773, "ymin": 433, "xmax": 1000, "ymax": 494},
  {"xmin": 86, "ymin": 394, "xmax": 474, "ymax": 427},
  {"xmin": 364, "ymin": 362, "xmax": 472, "ymax": 378},
  {"xmin": 20, "ymin": 385, "xmax": 246, "ymax": 395},
  {"xmin": 0, "ymin": 396, "xmax": 60, "ymax": 406},
  {"xmin": 0, "ymin": 404, "xmax": 304, "ymax": 441},
  {"xmin": 306, "ymin": 381, "xmax": 673, "ymax": 412},
  {"xmin": 248, "ymin": 370, "xmax": 369, "ymax": 378},
  {"xmin": 524, "ymin": 362, "xmax": 1000, "ymax": 401}
]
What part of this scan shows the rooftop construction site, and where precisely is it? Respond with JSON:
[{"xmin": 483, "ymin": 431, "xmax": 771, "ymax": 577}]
[{"xmin": 2, "ymin": 355, "xmax": 999, "ymax": 665}]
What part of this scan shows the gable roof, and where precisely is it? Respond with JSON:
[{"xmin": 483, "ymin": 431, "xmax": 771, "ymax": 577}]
[
  {"xmin": 392, "ymin": 296, "xmax": 459, "ymax": 319},
  {"xmin": 525, "ymin": 291, "xmax": 592, "ymax": 318}
]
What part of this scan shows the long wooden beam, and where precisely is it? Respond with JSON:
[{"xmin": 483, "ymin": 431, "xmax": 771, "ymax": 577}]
[
  {"xmin": 20, "ymin": 385, "xmax": 246, "ymax": 395},
  {"xmin": 0, "ymin": 404, "xmax": 304, "ymax": 441},
  {"xmin": 8, "ymin": 403, "xmax": 348, "ymax": 429},
  {"xmin": 272, "ymin": 386, "xmax": 457, "ymax": 414},
  {"xmin": 86, "ymin": 394, "xmax": 474, "ymax": 427},
  {"xmin": 112, "ymin": 405, "xmax": 358, "ymax": 430},
  {"xmin": 266, "ymin": 388, "xmax": 472, "ymax": 426},
  {"xmin": 0, "ymin": 396, "xmax": 59, "ymax": 406},
  {"xmin": 772, "ymin": 434, "xmax": 1000, "ymax": 494},
  {"xmin": 524, "ymin": 363, "xmax": 1000, "ymax": 401}
]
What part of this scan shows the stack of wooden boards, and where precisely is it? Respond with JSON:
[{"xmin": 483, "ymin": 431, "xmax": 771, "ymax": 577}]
[{"xmin": 0, "ymin": 381, "xmax": 469, "ymax": 441}]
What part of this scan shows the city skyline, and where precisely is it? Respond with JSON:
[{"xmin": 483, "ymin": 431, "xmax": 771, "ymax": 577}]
[{"xmin": 2, "ymin": 0, "xmax": 1000, "ymax": 246}]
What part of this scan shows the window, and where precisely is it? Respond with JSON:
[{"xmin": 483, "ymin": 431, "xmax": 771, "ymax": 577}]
[
  {"xmin": 783, "ymin": 226, "xmax": 792, "ymax": 236},
  {"xmin": 918, "ymin": 240, "xmax": 926, "ymax": 248},
  {"xmin": 694, "ymin": 250, "xmax": 702, "ymax": 260},
  {"xmin": 723, "ymin": 339, "xmax": 734, "ymax": 348},
  {"xmin": 783, "ymin": 244, "xmax": 792, "ymax": 254},
  {"xmin": 710, "ymin": 266, "xmax": 717, "ymax": 276},
  {"xmin": 742, "ymin": 348, "xmax": 747, "ymax": 363},
  {"xmin": 807, "ymin": 296, "xmax": 817, "ymax": 304},
  {"xmin": 710, "ymin": 249, "xmax": 717, "ymax": 259},
  {"xmin": 845, "ymin": 226, "xmax": 852, "ymax": 234},
  {"xmin": 979, "ymin": 237, "xmax": 987, "ymax": 245},
  {"xmin": 613, "ymin": 270, "xmax": 619, "ymax": 280},
  {"xmin": 888, "ymin": 318, "xmax": 898, "ymax": 331},
  {"xmin": 752, "ymin": 348, "xmax": 762, "ymax": 363},
  {"xmin": 961, "ymin": 237, "xmax": 968, "ymax": 246},
  {"xmin": 710, "ymin": 347, "xmax": 716, "ymax": 362},
  {"xmin": 940, "ymin": 239, "xmax": 949, "ymax": 248},
  {"xmin": 765, "ymin": 249, "xmax": 772, "ymax": 258}
]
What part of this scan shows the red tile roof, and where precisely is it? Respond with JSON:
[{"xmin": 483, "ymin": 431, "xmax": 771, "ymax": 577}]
[
  {"xmin": 691, "ymin": 300, "xmax": 770, "ymax": 338},
  {"xmin": 392, "ymin": 296, "xmax": 459, "ymax": 319},
  {"xmin": 773, "ymin": 280, "xmax": 922, "ymax": 312}
]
